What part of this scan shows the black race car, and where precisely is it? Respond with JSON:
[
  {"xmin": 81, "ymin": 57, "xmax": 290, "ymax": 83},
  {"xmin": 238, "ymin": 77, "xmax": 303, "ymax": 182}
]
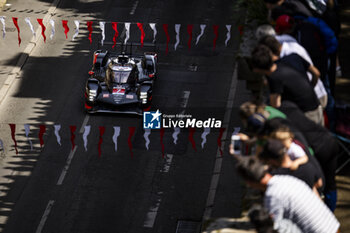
[{"xmin": 84, "ymin": 46, "xmax": 157, "ymax": 115}]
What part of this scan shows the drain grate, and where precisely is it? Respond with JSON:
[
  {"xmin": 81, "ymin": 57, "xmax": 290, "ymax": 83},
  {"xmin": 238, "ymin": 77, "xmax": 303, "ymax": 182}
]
[{"xmin": 175, "ymin": 220, "xmax": 201, "ymax": 233}]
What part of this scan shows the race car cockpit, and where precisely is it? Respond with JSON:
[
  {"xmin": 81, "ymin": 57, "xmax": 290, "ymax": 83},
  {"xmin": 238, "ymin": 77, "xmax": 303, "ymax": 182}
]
[
  {"xmin": 105, "ymin": 62, "xmax": 138, "ymax": 91},
  {"xmin": 110, "ymin": 66, "xmax": 131, "ymax": 83}
]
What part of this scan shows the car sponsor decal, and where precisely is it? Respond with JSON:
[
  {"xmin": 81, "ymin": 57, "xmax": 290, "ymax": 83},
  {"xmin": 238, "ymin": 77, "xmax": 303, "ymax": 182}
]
[
  {"xmin": 112, "ymin": 88, "xmax": 125, "ymax": 95},
  {"xmin": 126, "ymin": 94, "xmax": 134, "ymax": 99},
  {"xmin": 103, "ymin": 93, "xmax": 109, "ymax": 98}
]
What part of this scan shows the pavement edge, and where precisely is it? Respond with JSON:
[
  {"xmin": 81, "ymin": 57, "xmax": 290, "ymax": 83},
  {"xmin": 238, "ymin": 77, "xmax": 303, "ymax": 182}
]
[{"xmin": 0, "ymin": 0, "xmax": 61, "ymax": 105}]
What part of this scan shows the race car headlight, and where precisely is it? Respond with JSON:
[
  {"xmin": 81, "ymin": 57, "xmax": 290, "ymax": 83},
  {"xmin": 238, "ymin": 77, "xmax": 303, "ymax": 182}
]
[
  {"xmin": 140, "ymin": 92, "xmax": 147, "ymax": 99},
  {"xmin": 89, "ymin": 90, "xmax": 97, "ymax": 96},
  {"xmin": 88, "ymin": 90, "xmax": 97, "ymax": 101}
]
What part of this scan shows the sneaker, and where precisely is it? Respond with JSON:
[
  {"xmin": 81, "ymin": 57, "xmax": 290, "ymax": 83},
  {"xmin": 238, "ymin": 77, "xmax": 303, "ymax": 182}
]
[{"xmin": 336, "ymin": 66, "xmax": 342, "ymax": 77}]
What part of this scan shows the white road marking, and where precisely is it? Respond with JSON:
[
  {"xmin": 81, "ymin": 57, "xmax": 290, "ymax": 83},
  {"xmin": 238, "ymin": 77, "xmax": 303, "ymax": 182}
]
[
  {"xmin": 161, "ymin": 154, "xmax": 173, "ymax": 173},
  {"xmin": 179, "ymin": 91, "xmax": 190, "ymax": 115},
  {"xmin": 120, "ymin": 27, "xmax": 127, "ymax": 39},
  {"xmin": 180, "ymin": 91, "xmax": 190, "ymax": 108},
  {"xmin": 203, "ymin": 63, "xmax": 238, "ymax": 220},
  {"xmin": 174, "ymin": 91, "xmax": 190, "ymax": 139},
  {"xmin": 129, "ymin": 1, "xmax": 139, "ymax": 15},
  {"xmin": 143, "ymin": 154, "xmax": 173, "ymax": 228},
  {"xmin": 143, "ymin": 197, "xmax": 161, "ymax": 228},
  {"xmin": 79, "ymin": 115, "xmax": 90, "ymax": 133},
  {"xmin": 56, "ymin": 146, "xmax": 78, "ymax": 185},
  {"xmin": 35, "ymin": 200, "xmax": 55, "ymax": 233}
]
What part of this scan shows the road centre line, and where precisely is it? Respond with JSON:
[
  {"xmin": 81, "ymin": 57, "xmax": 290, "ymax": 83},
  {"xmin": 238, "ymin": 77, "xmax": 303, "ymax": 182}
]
[
  {"xmin": 143, "ymin": 198, "xmax": 161, "ymax": 228},
  {"xmin": 203, "ymin": 64, "xmax": 238, "ymax": 220},
  {"xmin": 161, "ymin": 154, "xmax": 173, "ymax": 173},
  {"xmin": 129, "ymin": 1, "xmax": 139, "ymax": 15},
  {"xmin": 79, "ymin": 115, "xmax": 90, "ymax": 134},
  {"xmin": 56, "ymin": 146, "xmax": 78, "ymax": 185},
  {"xmin": 180, "ymin": 91, "xmax": 190, "ymax": 108},
  {"xmin": 178, "ymin": 91, "xmax": 190, "ymax": 115},
  {"xmin": 57, "ymin": 19, "xmax": 124, "ymax": 186},
  {"xmin": 35, "ymin": 200, "xmax": 55, "ymax": 233},
  {"xmin": 143, "ymin": 154, "xmax": 173, "ymax": 228}
]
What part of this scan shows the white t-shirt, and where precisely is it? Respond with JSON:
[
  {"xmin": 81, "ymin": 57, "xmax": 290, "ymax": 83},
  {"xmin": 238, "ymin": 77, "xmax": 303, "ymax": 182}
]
[
  {"xmin": 280, "ymin": 42, "xmax": 327, "ymax": 99},
  {"xmin": 287, "ymin": 142, "xmax": 306, "ymax": 160},
  {"xmin": 276, "ymin": 34, "xmax": 297, "ymax": 44}
]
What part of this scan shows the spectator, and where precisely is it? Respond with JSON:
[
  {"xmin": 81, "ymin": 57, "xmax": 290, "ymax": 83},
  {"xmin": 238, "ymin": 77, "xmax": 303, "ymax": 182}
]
[
  {"xmin": 284, "ymin": 15, "xmax": 338, "ymax": 55},
  {"xmin": 251, "ymin": 45, "xmax": 323, "ymax": 125},
  {"xmin": 255, "ymin": 24, "xmax": 297, "ymax": 43},
  {"xmin": 263, "ymin": 0, "xmax": 313, "ymax": 20},
  {"xmin": 268, "ymin": 127, "xmax": 309, "ymax": 170},
  {"xmin": 272, "ymin": 14, "xmax": 338, "ymax": 130},
  {"xmin": 259, "ymin": 138, "xmax": 323, "ymax": 196},
  {"xmin": 255, "ymin": 24, "xmax": 316, "ymax": 67},
  {"xmin": 279, "ymin": 100, "xmax": 338, "ymax": 211},
  {"xmin": 274, "ymin": 14, "xmax": 337, "ymax": 96},
  {"xmin": 234, "ymin": 101, "xmax": 325, "ymax": 191},
  {"xmin": 259, "ymin": 35, "xmax": 328, "ymax": 111},
  {"xmin": 264, "ymin": 0, "xmax": 339, "ymax": 38},
  {"xmin": 239, "ymin": 101, "xmax": 286, "ymax": 129},
  {"xmin": 234, "ymin": 155, "xmax": 340, "ymax": 233}
]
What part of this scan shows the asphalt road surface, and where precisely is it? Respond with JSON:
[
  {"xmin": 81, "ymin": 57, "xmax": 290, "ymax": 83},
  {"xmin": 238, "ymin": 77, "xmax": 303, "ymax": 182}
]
[{"xmin": 0, "ymin": 0, "xmax": 249, "ymax": 232}]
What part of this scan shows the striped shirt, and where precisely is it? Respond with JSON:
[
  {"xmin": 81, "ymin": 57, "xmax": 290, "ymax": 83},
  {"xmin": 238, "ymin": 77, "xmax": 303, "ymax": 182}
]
[{"xmin": 265, "ymin": 175, "xmax": 340, "ymax": 233}]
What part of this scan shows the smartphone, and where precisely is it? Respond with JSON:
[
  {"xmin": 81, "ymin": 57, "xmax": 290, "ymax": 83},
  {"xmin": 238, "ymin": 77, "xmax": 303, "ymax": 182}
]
[{"xmin": 231, "ymin": 134, "xmax": 241, "ymax": 154}]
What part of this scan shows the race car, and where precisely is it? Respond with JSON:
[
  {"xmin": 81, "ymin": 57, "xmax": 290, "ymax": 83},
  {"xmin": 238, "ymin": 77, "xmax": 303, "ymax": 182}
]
[{"xmin": 84, "ymin": 47, "xmax": 157, "ymax": 115}]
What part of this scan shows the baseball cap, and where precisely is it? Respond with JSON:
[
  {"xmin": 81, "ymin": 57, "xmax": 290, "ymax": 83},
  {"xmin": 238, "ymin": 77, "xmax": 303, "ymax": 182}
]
[{"xmin": 275, "ymin": 15, "xmax": 294, "ymax": 34}]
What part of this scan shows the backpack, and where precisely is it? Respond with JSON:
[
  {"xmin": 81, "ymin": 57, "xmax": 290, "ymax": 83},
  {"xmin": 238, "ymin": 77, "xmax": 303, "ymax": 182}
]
[{"xmin": 295, "ymin": 15, "xmax": 338, "ymax": 54}]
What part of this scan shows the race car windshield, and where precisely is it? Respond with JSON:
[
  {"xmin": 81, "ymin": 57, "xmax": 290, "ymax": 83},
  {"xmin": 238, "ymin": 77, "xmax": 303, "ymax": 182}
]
[{"xmin": 113, "ymin": 71, "xmax": 130, "ymax": 83}]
